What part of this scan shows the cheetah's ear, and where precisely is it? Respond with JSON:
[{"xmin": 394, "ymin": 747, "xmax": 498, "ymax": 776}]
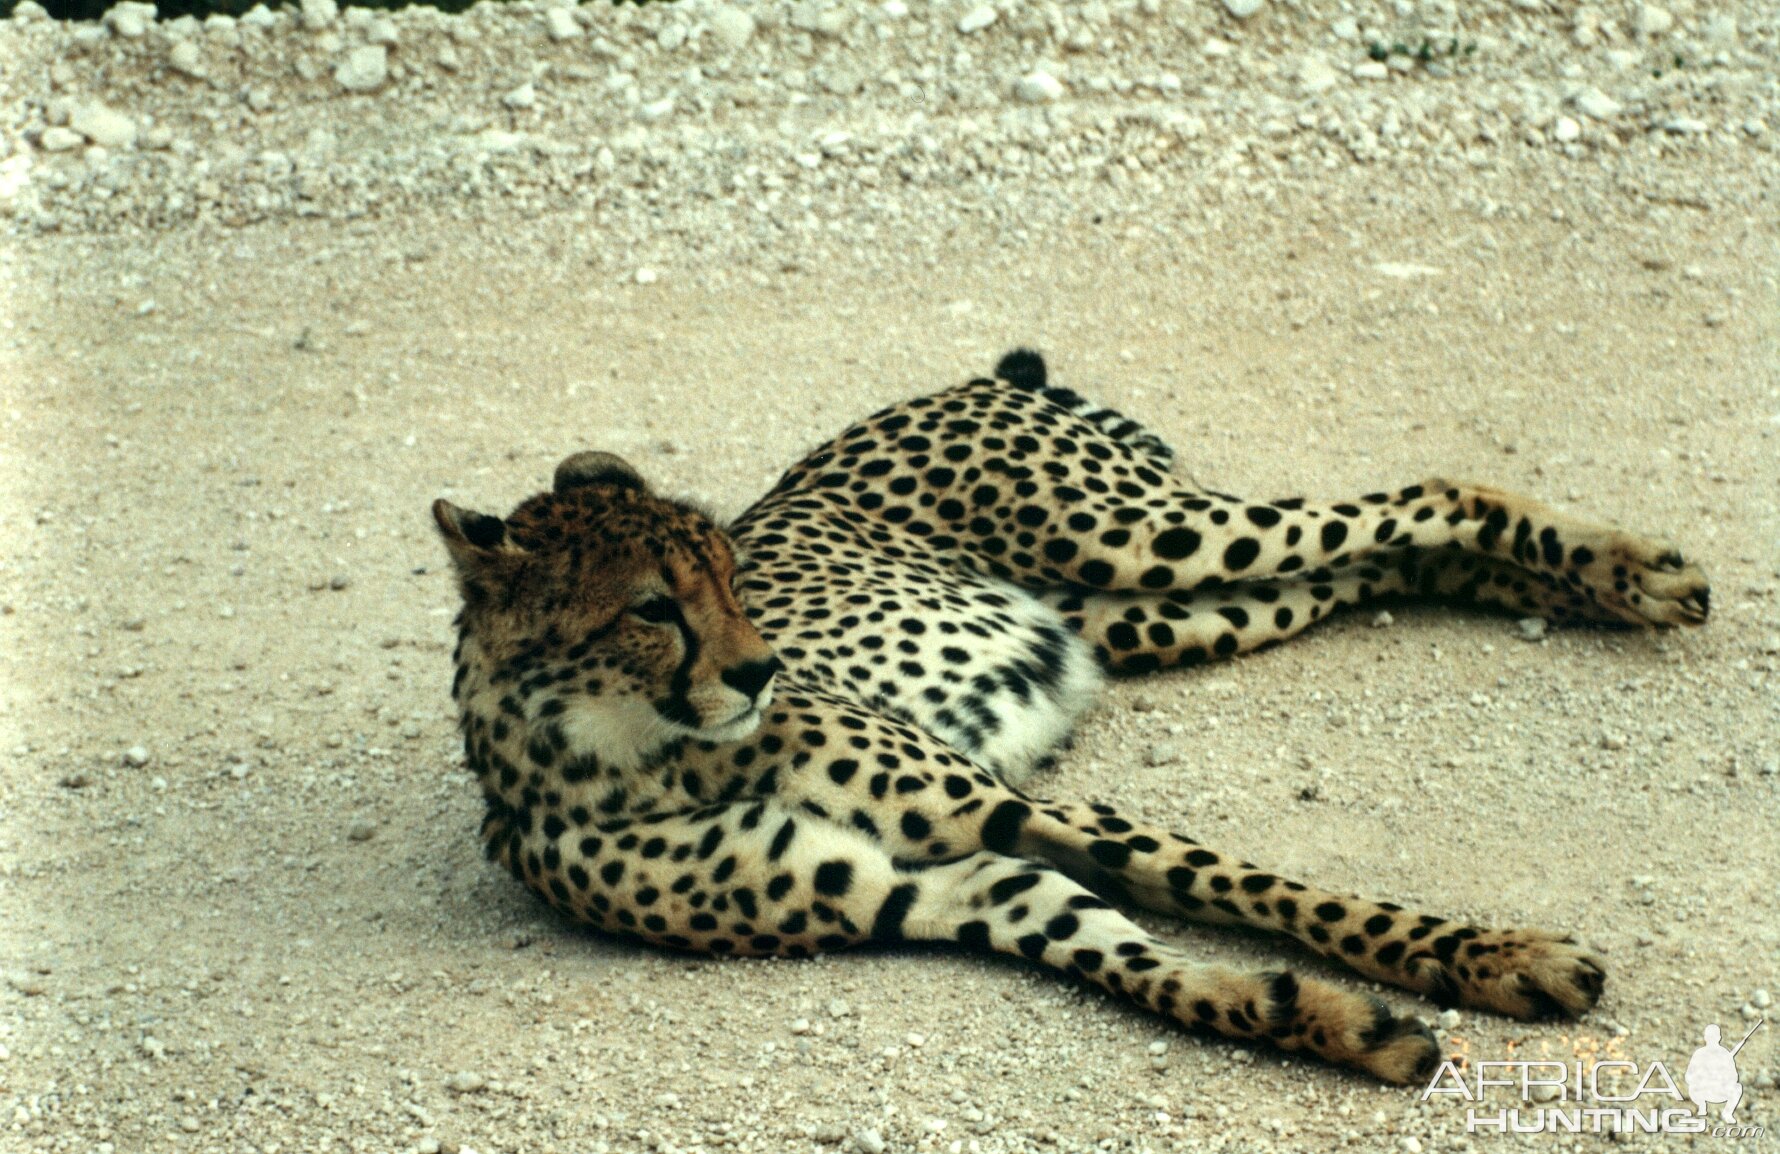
[
  {"xmin": 554, "ymin": 451, "xmax": 649, "ymax": 496},
  {"xmin": 433, "ymin": 499, "xmax": 525, "ymax": 563}
]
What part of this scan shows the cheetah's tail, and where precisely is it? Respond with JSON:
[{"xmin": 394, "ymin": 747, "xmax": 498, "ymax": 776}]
[{"xmin": 994, "ymin": 348, "xmax": 1178, "ymax": 473}]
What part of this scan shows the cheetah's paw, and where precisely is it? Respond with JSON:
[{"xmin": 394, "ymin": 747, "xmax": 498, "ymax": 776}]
[
  {"xmin": 1409, "ymin": 929, "xmax": 1605, "ymax": 1020},
  {"xmin": 1565, "ymin": 532, "xmax": 1710, "ymax": 627}
]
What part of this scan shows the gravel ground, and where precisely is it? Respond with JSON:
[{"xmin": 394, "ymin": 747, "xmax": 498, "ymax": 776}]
[{"xmin": 2, "ymin": 1, "xmax": 1777, "ymax": 1152}]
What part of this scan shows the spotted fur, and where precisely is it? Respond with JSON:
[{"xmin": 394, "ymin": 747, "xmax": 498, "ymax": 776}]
[{"xmin": 434, "ymin": 351, "xmax": 1708, "ymax": 1083}]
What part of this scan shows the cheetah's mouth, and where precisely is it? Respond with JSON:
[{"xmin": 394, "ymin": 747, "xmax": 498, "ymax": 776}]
[{"xmin": 696, "ymin": 704, "xmax": 763, "ymax": 742}]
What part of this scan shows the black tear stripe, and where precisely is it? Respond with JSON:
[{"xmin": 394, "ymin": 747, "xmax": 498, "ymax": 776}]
[{"xmin": 656, "ymin": 613, "xmax": 703, "ymax": 728}]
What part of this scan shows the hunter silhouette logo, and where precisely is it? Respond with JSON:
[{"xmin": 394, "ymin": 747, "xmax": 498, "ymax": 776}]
[
  {"xmin": 1422, "ymin": 1017, "xmax": 1767, "ymax": 1138},
  {"xmin": 1686, "ymin": 1021, "xmax": 1762, "ymax": 1124}
]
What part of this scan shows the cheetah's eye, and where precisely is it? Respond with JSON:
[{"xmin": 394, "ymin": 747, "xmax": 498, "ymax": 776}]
[{"xmin": 630, "ymin": 596, "xmax": 679, "ymax": 624}]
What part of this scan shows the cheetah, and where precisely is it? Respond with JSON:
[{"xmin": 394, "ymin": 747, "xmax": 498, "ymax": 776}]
[{"xmin": 434, "ymin": 350, "xmax": 1709, "ymax": 1083}]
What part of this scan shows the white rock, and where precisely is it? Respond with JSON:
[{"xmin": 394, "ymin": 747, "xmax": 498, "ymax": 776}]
[
  {"xmin": 638, "ymin": 97, "xmax": 674, "ymax": 121},
  {"xmin": 168, "ymin": 41, "xmax": 205, "ymax": 77},
  {"xmin": 1574, "ymin": 89, "xmax": 1621, "ymax": 119},
  {"xmin": 957, "ymin": 4, "xmax": 996, "ymax": 33},
  {"xmin": 1371, "ymin": 610, "xmax": 1394, "ymax": 628},
  {"xmin": 1703, "ymin": 14, "xmax": 1738, "ymax": 43},
  {"xmin": 503, "ymin": 82, "xmax": 536, "ymax": 109},
  {"xmin": 445, "ymin": 1072, "xmax": 485, "ymax": 1094},
  {"xmin": 544, "ymin": 7, "xmax": 580, "ymax": 41},
  {"xmin": 1330, "ymin": 15, "xmax": 1358, "ymax": 40},
  {"xmin": 71, "ymin": 104, "xmax": 137, "ymax": 149},
  {"xmin": 1436, "ymin": 1008, "xmax": 1462, "ymax": 1030},
  {"xmin": 1298, "ymin": 56, "xmax": 1339, "ymax": 94},
  {"xmin": 1662, "ymin": 116, "xmax": 1708, "ymax": 134},
  {"xmin": 123, "ymin": 745, "xmax": 152, "ymax": 767},
  {"xmin": 708, "ymin": 6, "xmax": 754, "ymax": 50},
  {"xmin": 365, "ymin": 17, "xmax": 397, "ymax": 45},
  {"xmin": 105, "ymin": 1, "xmax": 155, "ymax": 38},
  {"xmin": 335, "ymin": 46, "xmax": 387, "ymax": 93},
  {"xmin": 40, "ymin": 126, "xmax": 83, "ymax": 152},
  {"xmin": 634, "ymin": 268, "xmax": 658, "ymax": 285},
  {"xmin": 240, "ymin": 5, "xmax": 276, "ymax": 29},
  {"xmin": 1013, "ymin": 70, "xmax": 1064, "ymax": 103},
  {"xmin": 1516, "ymin": 617, "xmax": 1547, "ymax": 641},
  {"xmin": 854, "ymin": 1128, "xmax": 887, "ymax": 1154},
  {"xmin": 789, "ymin": 1, "xmax": 849, "ymax": 38},
  {"xmin": 1553, "ymin": 116, "xmax": 1581, "ymax": 143},
  {"xmin": 657, "ymin": 23, "xmax": 686, "ymax": 51},
  {"xmin": 1635, "ymin": 4, "xmax": 1673, "ymax": 36},
  {"xmin": 300, "ymin": 0, "xmax": 336, "ymax": 29},
  {"xmin": 1753, "ymin": 988, "xmax": 1772, "ymax": 1008},
  {"xmin": 1222, "ymin": 0, "xmax": 1264, "ymax": 18},
  {"xmin": 1353, "ymin": 60, "xmax": 1389, "ymax": 80}
]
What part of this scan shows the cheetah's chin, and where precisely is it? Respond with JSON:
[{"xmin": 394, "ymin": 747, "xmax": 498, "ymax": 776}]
[{"xmin": 696, "ymin": 706, "xmax": 764, "ymax": 743}]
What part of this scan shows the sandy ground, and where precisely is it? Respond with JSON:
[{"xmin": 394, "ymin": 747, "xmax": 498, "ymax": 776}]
[{"xmin": 3, "ymin": 28, "xmax": 1780, "ymax": 1150}]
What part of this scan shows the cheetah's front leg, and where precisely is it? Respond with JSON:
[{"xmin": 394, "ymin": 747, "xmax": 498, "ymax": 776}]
[
  {"xmin": 979, "ymin": 799, "xmax": 1606, "ymax": 1022},
  {"xmin": 490, "ymin": 796, "xmax": 1438, "ymax": 1082},
  {"xmin": 899, "ymin": 853, "xmax": 1441, "ymax": 1083}
]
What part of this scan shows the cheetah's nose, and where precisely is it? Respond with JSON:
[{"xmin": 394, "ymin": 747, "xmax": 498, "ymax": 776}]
[{"xmin": 722, "ymin": 656, "xmax": 783, "ymax": 701}]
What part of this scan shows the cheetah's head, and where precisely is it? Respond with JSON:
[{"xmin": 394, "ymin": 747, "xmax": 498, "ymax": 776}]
[{"xmin": 434, "ymin": 452, "xmax": 781, "ymax": 777}]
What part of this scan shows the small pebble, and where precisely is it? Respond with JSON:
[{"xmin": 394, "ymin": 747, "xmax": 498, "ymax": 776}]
[
  {"xmin": 854, "ymin": 1129, "xmax": 886, "ymax": 1154},
  {"xmin": 40, "ymin": 126, "xmax": 83, "ymax": 152},
  {"xmin": 445, "ymin": 1071, "xmax": 485, "ymax": 1094},
  {"xmin": 300, "ymin": 0, "xmax": 336, "ymax": 29},
  {"xmin": 708, "ymin": 6, "xmax": 754, "ymax": 51},
  {"xmin": 635, "ymin": 268, "xmax": 659, "ymax": 285},
  {"xmin": 1635, "ymin": 4, "xmax": 1673, "ymax": 36},
  {"xmin": 1575, "ymin": 89, "xmax": 1622, "ymax": 120},
  {"xmin": 1144, "ymin": 743, "xmax": 1178, "ymax": 767},
  {"xmin": 168, "ymin": 41, "xmax": 205, "ymax": 77},
  {"xmin": 70, "ymin": 103, "xmax": 137, "ymax": 148},
  {"xmin": 123, "ymin": 745, "xmax": 152, "ymax": 767},
  {"xmin": 1370, "ymin": 610, "xmax": 1394, "ymax": 628},
  {"xmin": 956, "ymin": 5, "xmax": 996, "ymax": 34},
  {"xmin": 1436, "ymin": 1008, "xmax": 1461, "ymax": 1030},
  {"xmin": 1553, "ymin": 117, "xmax": 1581, "ymax": 144},
  {"xmin": 827, "ymin": 998, "xmax": 851, "ymax": 1018},
  {"xmin": 544, "ymin": 7, "xmax": 579, "ymax": 41},
  {"xmin": 348, "ymin": 820, "xmax": 377, "ymax": 842},
  {"xmin": 1222, "ymin": 0, "xmax": 1264, "ymax": 18},
  {"xmin": 1013, "ymin": 71, "xmax": 1064, "ymax": 104},
  {"xmin": 1752, "ymin": 988, "xmax": 1772, "ymax": 1008},
  {"xmin": 1516, "ymin": 617, "xmax": 1547, "ymax": 641}
]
